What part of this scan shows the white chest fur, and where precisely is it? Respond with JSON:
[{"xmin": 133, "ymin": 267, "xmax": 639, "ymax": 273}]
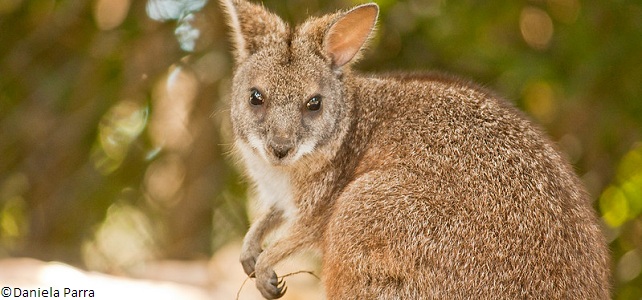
[{"xmin": 235, "ymin": 139, "xmax": 299, "ymax": 220}]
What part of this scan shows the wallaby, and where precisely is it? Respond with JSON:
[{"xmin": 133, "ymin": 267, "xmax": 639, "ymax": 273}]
[{"xmin": 220, "ymin": 0, "xmax": 611, "ymax": 298}]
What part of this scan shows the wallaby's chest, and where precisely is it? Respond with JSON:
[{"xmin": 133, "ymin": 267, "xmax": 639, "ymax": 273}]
[{"xmin": 236, "ymin": 140, "xmax": 298, "ymax": 220}]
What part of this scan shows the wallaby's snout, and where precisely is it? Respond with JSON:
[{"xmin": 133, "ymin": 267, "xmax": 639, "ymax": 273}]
[{"xmin": 268, "ymin": 134, "xmax": 294, "ymax": 160}]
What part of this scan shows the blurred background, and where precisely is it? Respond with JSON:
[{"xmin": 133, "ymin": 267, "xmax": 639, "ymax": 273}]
[{"xmin": 0, "ymin": 0, "xmax": 641, "ymax": 298}]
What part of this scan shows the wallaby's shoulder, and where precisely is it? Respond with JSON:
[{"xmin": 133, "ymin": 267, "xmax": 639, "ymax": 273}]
[
  {"xmin": 352, "ymin": 70, "xmax": 523, "ymax": 123},
  {"xmin": 349, "ymin": 70, "xmax": 554, "ymax": 170},
  {"xmin": 354, "ymin": 70, "xmax": 492, "ymax": 103}
]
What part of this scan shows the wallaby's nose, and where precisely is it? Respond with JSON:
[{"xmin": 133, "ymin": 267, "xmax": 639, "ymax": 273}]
[
  {"xmin": 269, "ymin": 136, "xmax": 294, "ymax": 159},
  {"xmin": 271, "ymin": 144, "xmax": 292, "ymax": 159}
]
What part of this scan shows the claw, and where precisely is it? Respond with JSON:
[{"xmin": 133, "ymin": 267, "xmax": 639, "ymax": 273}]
[
  {"xmin": 256, "ymin": 269, "xmax": 289, "ymax": 299},
  {"xmin": 278, "ymin": 286, "xmax": 287, "ymax": 298},
  {"xmin": 274, "ymin": 278, "xmax": 286, "ymax": 299}
]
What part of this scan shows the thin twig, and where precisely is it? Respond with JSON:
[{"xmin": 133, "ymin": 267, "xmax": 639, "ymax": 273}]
[
  {"xmin": 279, "ymin": 270, "xmax": 320, "ymax": 280},
  {"xmin": 236, "ymin": 271, "xmax": 255, "ymax": 300},
  {"xmin": 235, "ymin": 270, "xmax": 320, "ymax": 300}
]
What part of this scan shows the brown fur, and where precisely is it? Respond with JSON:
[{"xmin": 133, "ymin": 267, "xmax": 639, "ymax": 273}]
[{"xmin": 220, "ymin": 0, "xmax": 611, "ymax": 299}]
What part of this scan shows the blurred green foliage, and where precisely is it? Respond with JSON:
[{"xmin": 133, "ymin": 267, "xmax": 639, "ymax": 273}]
[{"xmin": 0, "ymin": 0, "xmax": 641, "ymax": 298}]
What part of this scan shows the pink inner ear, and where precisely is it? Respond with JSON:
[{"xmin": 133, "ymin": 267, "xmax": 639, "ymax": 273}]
[{"xmin": 325, "ymin": 4, "xmax": 378, "ymax": 67}]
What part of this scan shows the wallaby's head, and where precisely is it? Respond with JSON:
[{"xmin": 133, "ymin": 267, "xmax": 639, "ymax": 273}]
[{"xmin": 221, "ymin": 0, "xmax": 378, "ymax": 166}]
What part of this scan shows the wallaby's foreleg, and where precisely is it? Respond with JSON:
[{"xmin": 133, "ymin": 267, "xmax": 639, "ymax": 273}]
[
  {"xmin": 253, "ymin": 223, "xmax": 312, "ymax": 299},
  {"xmin": 240, "ymin": 207, "xmax": 284, "ymax": 277}
]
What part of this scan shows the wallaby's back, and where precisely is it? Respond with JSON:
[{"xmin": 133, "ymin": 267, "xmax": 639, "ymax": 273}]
[{"xmin": 323, "ymin": 74, "xmax": 610, "ymax": 298}]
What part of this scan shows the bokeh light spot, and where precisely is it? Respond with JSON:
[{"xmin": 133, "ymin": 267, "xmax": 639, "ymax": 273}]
[
  {"xmin": 617, "ymin": 250, "xmax": 642, "ymax": 283},
  {"xmin": 83, "ymin": 203, "xmax": 157, "ymax": 271},
  {"xmin": 149, "ymin": 65, "xmax": 199, "ymax": 152},
  {"xmin": 600, "ymin": 143, "xmax": 642, "ymax": 228},
  {"xmin": 520, "ymin": 6, "xmax": 554, "ymax": 50},
  {"xmin": 94, "ymin": 0, "xmax": 131, "ymax": 31},
  {"xmin": 523, "ymin": 80, "xmax": 557, "ymax": 123},
  {"xmin": 600, "ymin": 186, "xmax": 629, "ymax": 228},
  {"xmin": 144, "ymin": 155, "xmax": 186, "ymax": 208},
  {"xmin": 93, "ymin": 101, "xmax": 148, "ymax": 174}
]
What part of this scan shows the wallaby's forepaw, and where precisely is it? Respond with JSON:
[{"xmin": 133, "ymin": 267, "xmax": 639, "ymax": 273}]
[
  {"xmin": 240, "ymin": 244, "xmax": 262, "ymax": 277},
  {"xmin": 256, "ymin": 268, "xmax": 287, "ymax": 299}
]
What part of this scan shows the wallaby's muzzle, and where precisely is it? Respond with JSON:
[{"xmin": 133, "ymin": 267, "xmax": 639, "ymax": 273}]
[
  {"xmin": 267, "ymin": 134, "xmax": 295, "ymax": 161},
  {"xmin": 269, "ymin": 142, "xmax": 293, "ymax": 159}
]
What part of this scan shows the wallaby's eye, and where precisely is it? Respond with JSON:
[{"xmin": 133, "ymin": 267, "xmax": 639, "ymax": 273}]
[
  {"xmin": 306, "ymin": 95, "xmax": 322, "ymax": 111},
  {"xmin": 249, "ymin": 88, "xmax": 264, "ymax": 106}
]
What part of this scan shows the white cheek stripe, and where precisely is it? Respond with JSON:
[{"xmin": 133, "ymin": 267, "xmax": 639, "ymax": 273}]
[
  {"xmin": 247, "ymin": 134, "xmax": 269, "ymax": 162},
  {"xmin": 292, "ymin": 139, "xmax": 316, "ymax": 161}
]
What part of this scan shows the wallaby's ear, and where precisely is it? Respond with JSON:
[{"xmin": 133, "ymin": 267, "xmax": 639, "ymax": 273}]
[
  {"xmin": 324, "ymin": 3, "xmax": 378, "ymax": 68},
  {"xmin": 220, "ymin": 0, "xmax": 288, "ymax": 62}
]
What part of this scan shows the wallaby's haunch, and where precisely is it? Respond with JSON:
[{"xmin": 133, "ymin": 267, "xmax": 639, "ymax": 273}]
[{"xmin": 220, "ymin": 0, "xmax": 610, "ymax": 298}]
